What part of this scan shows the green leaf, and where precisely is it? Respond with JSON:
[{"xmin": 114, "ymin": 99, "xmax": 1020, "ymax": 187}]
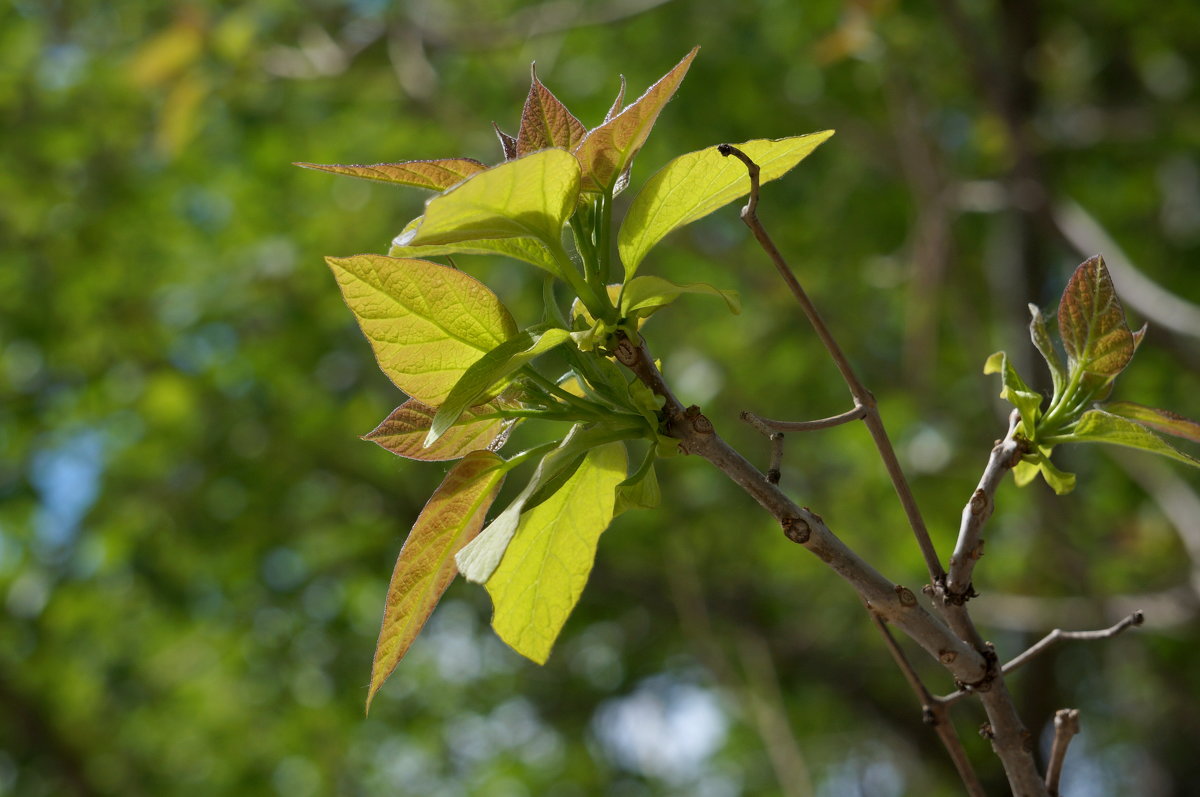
[
  {"xmin": 1058, "ymin": 409, "xmax": 1200, "ymax": 468},
  {"xmin": 296, "ymin": 158, "xmax": 487, "ymax": 191},
  {"xmin": 574, "ymin": 47, "xmax": 699, "ymax": 194},
  {"xmin": 367, "ymin": 451, "xmax": 505, "ymax": 712},
  {"xmin": 485, "ymin": 442, "xmax": 627, "ymax": 664},
  {"xmin": 619, "ymin": 275, "xmax": 740, "ymax": 318},
  {"xmin": 1028, "ymin": 303, "xmax": 1066, "ymax": 400},
  {"xmin": 364, "ymin": 399, "xmax": 508, "ymax": 461},
  {"xmin": 390, "ymin": 217, "xmax": 562, "ymax": 277},
  {"xmin": 1057, "ymin": 255, "xmax": 1135, "ymax": 386},
  {"xmin": 1034, "ymin": 453, "xmax": 1077, "ymax": 495},
  {"xmin": 516, "ymin": 65, "xmax": 587, "ymax": 155},
  {"xmin": 615, "ymin": 445, "xmax": 660, "ymax": 515},
  {"xmin": 1099, "ymin": 402, "xmax": 1200, "ymax": 444},
  {"xmin": 618, "ymin": 133, "xmax": 834, "ymax": 278},
  {"xmin": 456, "ymin": 424, "xmax": 642, "ymax": 583},
  {"xmin": 400, "ymin": 149, "xmax": 582, "ymax": 251},
  {"xmin": 983, "ymin": 351, "xmax": 1043, "ymax": 434},
  {"xmin": 326, "ymin": 255, "xmax": 517, "ymax": 406},
  {"xmin": 428, "ymin": 329, "xmax": 572, "ymax": 447}
]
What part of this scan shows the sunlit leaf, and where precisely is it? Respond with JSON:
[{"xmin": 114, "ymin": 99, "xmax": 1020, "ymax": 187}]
[
  {"xmin": 1028, "ymin": 303, "xmax": 1066, "ymax": 400},
  {"xmin": 485, "ymin": 442, "xmax": 627, "ymax": 664},
  {"xmin": 427, "ymin": 329, "xmax": 572, "ymax": 446},
  {"xmin": 1057, "ymin": 255, "xmax": 1135, "ymax": 386},
  {"xmin": 456, "ymin": 424, "xmax": 643, "ymax": 583},
  {"xmin": 516, "ymin": 65, "xmax": 587, "ymax": 155},
  {"xmin": 1102, "ymin": 402, "xmax": 1200, "ymax": 444},
  {"xmin": 364, "ymin": 399, "xmax": 508, "ymax": 461},
  {"xmin": 390, "ymin": 217, "xmax": 562, "ymax": 276},
  {"xmin": 575, "ymin": 47, "xmax": 699, "ymax": 194},
  {"xmin": 604, "ymin": 75, "xmax": 626, "ymax": 122},
  {"xmin": 296, "ymin": 158, "xmax": 487, "ymax": 191},
  {"xmin": 983, "ymin": 351, "xmax": 1043, "ymax": 434},
  {"xmin": 326, "ymin": 255, "xmax": 517, "ymax": 406},
  {"xmin": 400, "ymin": 149, "xmax": 581, "ymax": 250},
  {"xmin": 1058, "ymin": 409, "xmax": 1200, "ymax": 468},
  {"xmin": 620, "ymin": 275, "xmax": 740, "ymax": 317},
  {"xmin": 366, "ymin": 451, "xmax": 505, "ymax": 712},
  {"xmin": 618, "ymin": 133, "xmax": 834, "ymax": 278}
]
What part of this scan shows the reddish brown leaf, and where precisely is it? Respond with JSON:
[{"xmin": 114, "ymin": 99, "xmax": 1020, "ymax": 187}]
[
  {"xmin": 492, "ymin": 122, "xmax": 517, "ymax": 161},
  {"xmin": 1057, "ymin": 255, "xmax": 1134, "ymax": 380},
  {"xmin": 296, "ymin": 158, "xmax": 487, "ymax": 191},
  {"xmin": 574, "ymin": 46, "xmax": 699, "ymax": 193},
  {"xmin": 363, "ymin": 399, "xmax": 508, "ymax": 461},
  {"xmin": 366, "ymin": 451, "xmax": 506, "ymax": 712},
  {"xmin": 604, "ymin": 75, "xmax": 626, "ymax": 123},
  {"xmin": 516, "ymin": 65, "xmax": 587, "ymax": 156}
]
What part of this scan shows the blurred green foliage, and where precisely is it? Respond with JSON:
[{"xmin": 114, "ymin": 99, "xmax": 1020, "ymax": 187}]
[{"xmin": 2, "ymin": 1, "xmax": 1199, "ymax": 795}]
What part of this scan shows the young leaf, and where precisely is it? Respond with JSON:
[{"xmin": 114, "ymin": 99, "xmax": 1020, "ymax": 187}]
[
  {"xmin": 574, "ymin": 46, "xmax": 699, "ymax": 194},
  {"xmin": 427, "ymin": 328, "xmax": 573, "ymax": 447},
  {"xmin": 399, "ymin": 149, "xmax": 581, "ymax": 251},
  {"xmin": 516, "ymin": 65, "xmax": 587, "ymax": 156},
  {"xmin": 1034, "ymin": 453, "xmax": 1077, "ymax": 495},
  {"xmin": 604, "ymin": 75, "xmax": 626, "ymax": 122},
  {"xmin": 390, "ymin": 219, "xmax": 562, "ymax": 277},
  {"xmin": 983, "ymin": 351, "xmax": 1043, "ymax": 434},
  {"xmin": 618, "ymin": 133, "xmax": 834, "ymax": 278},
  {"xmin": 619, "ymin": 275, "xmax": 740, "ymax": 318},
  {"xmin": 1028, "ymin": 303, "xmax": 1066, "ymax": 400},
  {"xmin": 296, "ymin": 158, "xmax": 487, "ymax": 191},
  {"xmin": 1101, "ymin": 402, "xmax": 1200, "ymax": 444},
  {"xmin": 485, "ymin": 442, "xmax": 627, "ymax": 664},
  {"xmin": 1058, "ymin": 409, "xmax": 1200, "ymax": 468},
  {"xmin": 326, "ymin": 255, "xmax": 517, "ymax": 406},
  {"xmin": 366, "ymin": 450, "xmax": 505, "ymax": 712},
  {"xmin": 1057, "ymin": 255, "xmax": 1135, "ymax": 386},
  {"xmin": 364, "ymin": 399, "xmax": 507, "ymax": 461},
  {"xmin": 615, "ymin": 445, "xmax": 660, "ymax": 515},
  {"xmin": 492, "ymin": 122, "xmax": 518, "ymax": 161}
]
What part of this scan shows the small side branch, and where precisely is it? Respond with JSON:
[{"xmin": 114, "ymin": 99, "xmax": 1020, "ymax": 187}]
[
  {"xmin": 742, "ymin": 406, "xmax": 867, "ymax": 433},
  {"xmin": 869, "ymin": 614, "xmax": 986, "ymax": 797},
  {"xmin": 1045, "ymin": 709, "xmax": 1080, "ymax": 796},
  {"xmin": 718, "ymin": 143, "xmax": 945, "ymax": 585},
  {"xmin": 944, "ymin": 410, "xmax": 1027, "ymax": 600},
  {"xmin": 937, "ymin": 611, "xmax": 1145, "ymax": 706}
]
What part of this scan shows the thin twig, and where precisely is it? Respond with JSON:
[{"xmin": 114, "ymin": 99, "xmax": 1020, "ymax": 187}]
[
  {"xmin": 1045, "ymin": 709, "xmax": 1080, "ymax": 795},
  {"xmin": 742, "ymin": 406, "xmax": 867, "ymax": 433},
  {"xmin": 718, "ymin": 143, "xmax": 945, "ymax": 585},
  {"xmin": 869, "ymin": 614, "xmax": 987, "ymax": 797},
  {"xmin": 613, "ymin": 333, "xmax": 988, "ymax": 684},
  {"xmin": 937, "ymin": 611, "xmax": 1145, "ymax": 706},
  {"xmin": 944, "ymin": 410, "xmax": 1027, "ymax": 600}
]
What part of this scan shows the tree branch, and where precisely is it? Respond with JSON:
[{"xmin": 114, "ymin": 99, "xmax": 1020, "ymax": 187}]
[
  {"xmin": 869, "ymin": 614, "xmax": 986, "ymax": 797},
  {"xmin": 718, "ymin": 143, "xmax": 945, "ymax": 586},
  {"xmin": 1045, "ymin": 708, "xmax": 1080, "ymax": 796}
]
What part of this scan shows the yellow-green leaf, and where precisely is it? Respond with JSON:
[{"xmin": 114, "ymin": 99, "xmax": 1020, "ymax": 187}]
[
  {"xmin": 983, "ymin": 351, "xmax": 1044, "ymax": 436},
  {"xmin": 1028, "ymin": 303, "xmax": 1066, "ymax": 400},
  {"xmin": 618, "ymin": 133, "xmax": 834, "ymax": 278},
  {"xmin": 400, "ymin": 149, "xmax": 581, "ymax": 250},
  {"xmin": 485, "ymin": 442, "xmax": 627, "ymax": 664},
  {"xmin": 296, "ymin": 158, "xmax": 487, "ymax": 191},
  {"xmin": 516, "ymin": 66, "xmax": 587, "ymax": 155},
  {"xmin": 390, "ymin": 217, "xmax": 562, "ymax": 277},
  {"xmin": 367, "ymin": 451, "xmax": 505, "ymax": 712},
  {"xmin": 364, "ymin": 399, "xmax": 508, "ymax": 461},
  {"xmin": 427, "ymin": 328, "xmax": 572, "ymax": 447},
  {"xmin": 326, "ymin": 254, "xmax": 517, "ymax": 406},
  {"xmin": 1060, "ymin": 409, "xmax": 1200, "ymax": 468},
  {"xmin": 619, "ymin": 275, "xmax": 740, "ymax": 318},
  {"xmin": 575, "ymin": 47, "xmax": 699, "ymax": 194},
  {"xmin": 1103, "ymin": 402, "xmax": 1200, "ymax": 444}
]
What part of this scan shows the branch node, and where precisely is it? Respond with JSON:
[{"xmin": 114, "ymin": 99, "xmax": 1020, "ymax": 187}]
[
  {"xmin": 978, "ymin": 722, "xmax": 994, "ymax": 740},
  {"xmin": 894, "ymin": 585, "xmax": 918, "ymax": 607},
  {"xmin": 938, "ymin": 649, "xmax": 958, "ymax": 665},
  {"xmin": 684, "ymin": 405, "xmax": 713, "ymax": 435},
  {"xmin": 781, "ymin": 516, "xmax": 811, "ymax": 545},
  {"xmin": 922, "ymin": 706, "xmax": 937, "ymax": 726},
  {"xmin": 613, "ymin": 337, "xmax": 638, "ymax": 366}
]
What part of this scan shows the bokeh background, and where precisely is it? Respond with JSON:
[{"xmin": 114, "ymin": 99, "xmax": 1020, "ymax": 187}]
[{"xmin": 3, "ymin": 1, "xmax": 1199, "ymax": 795}]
